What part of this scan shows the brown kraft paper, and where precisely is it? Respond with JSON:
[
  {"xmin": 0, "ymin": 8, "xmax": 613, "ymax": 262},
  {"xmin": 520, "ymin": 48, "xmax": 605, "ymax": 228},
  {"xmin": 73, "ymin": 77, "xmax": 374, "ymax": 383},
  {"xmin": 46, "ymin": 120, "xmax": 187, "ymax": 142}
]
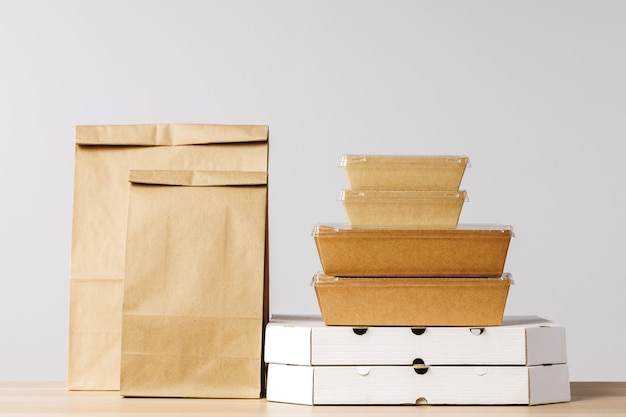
[
  {"xmin": 120, "ymin": 170, "xmax": 268, "ymax": 398},
  {"xmin": 69, "ymin": 124, "xmax": 268, "ymax": 390}
]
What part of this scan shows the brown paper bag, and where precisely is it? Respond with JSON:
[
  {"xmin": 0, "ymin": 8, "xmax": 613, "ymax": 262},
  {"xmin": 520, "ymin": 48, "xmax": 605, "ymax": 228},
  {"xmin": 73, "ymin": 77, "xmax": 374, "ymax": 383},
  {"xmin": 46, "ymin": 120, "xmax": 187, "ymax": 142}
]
[
  {"xmin": 120, "ymin": 170, "xmax": 268, "ymax": 398},
  {"xmin": 69, "ymin": 124, "xmax": 268, "ymax": 390}
]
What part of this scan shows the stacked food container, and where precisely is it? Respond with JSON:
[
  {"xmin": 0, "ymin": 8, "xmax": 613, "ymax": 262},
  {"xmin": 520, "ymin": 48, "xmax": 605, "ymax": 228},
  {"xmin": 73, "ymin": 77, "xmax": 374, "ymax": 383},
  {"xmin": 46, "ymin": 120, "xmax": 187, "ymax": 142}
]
[
  {"xmin": 264, "ymin": 155, "xmax": 571, "ymax": 406},
  {"xmin": 315, "ymin": 155, "xmax": 513, "ymax": 327}
]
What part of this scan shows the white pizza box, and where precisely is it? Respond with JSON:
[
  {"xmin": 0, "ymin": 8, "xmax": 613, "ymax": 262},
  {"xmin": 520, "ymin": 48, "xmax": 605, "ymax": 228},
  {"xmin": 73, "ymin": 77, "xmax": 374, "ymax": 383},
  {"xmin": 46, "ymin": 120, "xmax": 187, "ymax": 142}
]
[
  {"xmin": 264, "ymin": 315, "xmax": 566, "ymax": 366},
  {"xmin": 266, "ymin": 363, "xmax": 570, "ymax": 405}
]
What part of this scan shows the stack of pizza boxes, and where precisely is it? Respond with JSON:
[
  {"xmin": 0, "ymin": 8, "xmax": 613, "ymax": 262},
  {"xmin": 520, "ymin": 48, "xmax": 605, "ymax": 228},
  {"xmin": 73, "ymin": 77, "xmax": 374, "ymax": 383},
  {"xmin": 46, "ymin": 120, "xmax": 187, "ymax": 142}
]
[{"xmin": 265, "ymin": 155, "xmax": 570, "ymax": 406}]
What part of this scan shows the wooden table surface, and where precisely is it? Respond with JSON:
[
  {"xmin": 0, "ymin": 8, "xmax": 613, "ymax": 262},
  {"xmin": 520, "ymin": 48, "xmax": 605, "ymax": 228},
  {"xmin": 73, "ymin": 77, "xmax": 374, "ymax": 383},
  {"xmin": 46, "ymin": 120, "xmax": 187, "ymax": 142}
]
[{"xmin": 1, "ymin": 382, "xmax": 624, "ymax": 416}]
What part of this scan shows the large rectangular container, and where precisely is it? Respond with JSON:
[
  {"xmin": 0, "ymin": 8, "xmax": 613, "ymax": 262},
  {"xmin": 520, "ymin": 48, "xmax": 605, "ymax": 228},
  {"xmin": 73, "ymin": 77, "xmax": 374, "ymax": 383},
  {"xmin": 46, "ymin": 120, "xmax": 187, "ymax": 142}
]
[
  {"xmin": 341, "ymin": 189, "xmax": 466, "ymax": 228},
  {"xmin": 264, "ymin": 315, "xmax": 568, "ymax": 366},
  {"xmin": 266, "ymin": 363, "xmax": 571, "ymax": 405},
  {"xmin": 340, "ymin": 155, "xmax": 469, "ymax": 190},
  {"xmin": 312, "ymin": 274, "xmax": 511, "ymax": 326},
  {"xmin": 264, "ymin": 316, "xmax": 570, "ymax": 405},
  {"xmin": 313, "ymin": 224, "xmax": 513, "ymax": 277}
]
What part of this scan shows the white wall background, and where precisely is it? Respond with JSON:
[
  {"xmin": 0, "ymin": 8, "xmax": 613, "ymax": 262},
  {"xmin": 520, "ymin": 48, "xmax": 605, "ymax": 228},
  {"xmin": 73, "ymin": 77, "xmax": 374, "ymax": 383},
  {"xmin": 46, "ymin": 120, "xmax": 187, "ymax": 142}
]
[{"xmin": 1, "ymin": 0, "xmax": 624, "ymax": 382}]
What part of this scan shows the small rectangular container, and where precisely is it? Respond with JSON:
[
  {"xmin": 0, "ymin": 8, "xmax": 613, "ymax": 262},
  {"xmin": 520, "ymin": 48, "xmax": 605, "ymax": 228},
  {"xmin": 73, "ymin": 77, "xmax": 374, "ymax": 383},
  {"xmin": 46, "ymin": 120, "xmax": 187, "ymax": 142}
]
[
  {"xmin": 313, "ymin": 224, "xmax": 513, "ymax": 277},
  {"xmin": 312, "ymin": 274, "xmax": 512, "ymax": 327},
  {"xmin": 341, "ymin": 189, "xmax": 467, "ymax": 228},
  {"xmin": 341, "ymin": 155, "xmax": 469, "ymax": 191}
]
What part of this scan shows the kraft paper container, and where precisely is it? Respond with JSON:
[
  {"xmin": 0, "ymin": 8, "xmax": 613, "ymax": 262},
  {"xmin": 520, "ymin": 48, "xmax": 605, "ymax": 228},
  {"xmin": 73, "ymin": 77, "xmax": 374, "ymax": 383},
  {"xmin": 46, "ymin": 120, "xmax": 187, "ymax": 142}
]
[
  {"xmin": 341, "ymin": 190, "xmax": 467, "ymax": 228},
  {"xmin": 341, "ymin": 155, "xmax": 469, "ymax": 191},
  {"xmin": 312, "ymin": 274, "xmax": 512, "ymax": 327},
  {"xmin": 313, "ymin": 224, "xmax": 513, "ymax": 277}
]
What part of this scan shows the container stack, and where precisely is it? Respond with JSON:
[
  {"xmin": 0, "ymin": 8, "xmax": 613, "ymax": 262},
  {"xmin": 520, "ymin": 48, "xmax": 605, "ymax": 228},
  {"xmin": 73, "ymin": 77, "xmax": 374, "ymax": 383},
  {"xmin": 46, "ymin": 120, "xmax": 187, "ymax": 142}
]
[
  {"xmin": 313, "ymin": 155, "xmax": 512, "ymax": 327},
  {"xmin": 265, "ymin": 155, "xmax": 571, "ymax": 406}
]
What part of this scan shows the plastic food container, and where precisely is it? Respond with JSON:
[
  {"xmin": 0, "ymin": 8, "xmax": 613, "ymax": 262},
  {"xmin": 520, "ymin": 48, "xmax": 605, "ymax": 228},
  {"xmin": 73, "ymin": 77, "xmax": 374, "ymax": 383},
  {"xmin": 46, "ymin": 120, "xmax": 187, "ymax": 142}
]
[
  {"xmin": 312, "ymin": 273, "xmax": 512, "ymax": 326},
  {"xmin": 341, "ymin": 189, "xmax": 467, "ymax": 228},
  {"xmin": 340, "ymin": 155, "xmax": 469, "ymax": 191},
  {"xmin": 313, "ymin": 224, "xmax": 513, "ymax": 277}
]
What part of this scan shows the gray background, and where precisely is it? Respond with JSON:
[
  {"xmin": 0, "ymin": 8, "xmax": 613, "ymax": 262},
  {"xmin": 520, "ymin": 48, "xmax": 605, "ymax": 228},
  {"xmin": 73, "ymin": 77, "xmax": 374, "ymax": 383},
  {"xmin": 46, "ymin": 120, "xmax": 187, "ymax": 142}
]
[{"xmin": 1, "ymin": 0, "xmax": 624, "ymax": 382}]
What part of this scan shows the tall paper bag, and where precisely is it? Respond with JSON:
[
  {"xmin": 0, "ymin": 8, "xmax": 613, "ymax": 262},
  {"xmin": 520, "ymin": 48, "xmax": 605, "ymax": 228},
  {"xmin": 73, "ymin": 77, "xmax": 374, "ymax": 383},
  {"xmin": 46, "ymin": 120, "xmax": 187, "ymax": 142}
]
[
  {"xmin": 69, "ymin": 124, "xmax": 268, "ymax": 390},
  {"xmin": 120, "ymin": 170, "xmax": 268, "ymax": 398}
]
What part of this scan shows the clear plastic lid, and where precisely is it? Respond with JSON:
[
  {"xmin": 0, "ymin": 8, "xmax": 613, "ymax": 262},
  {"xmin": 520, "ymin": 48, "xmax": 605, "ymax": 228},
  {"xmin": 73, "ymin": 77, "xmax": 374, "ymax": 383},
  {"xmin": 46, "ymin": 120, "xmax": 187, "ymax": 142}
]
[
  {"xmin": 340, "ymin": 189, "xmax": 468, "ymax": 202},
  {"xmin": 311, "ymin": 272, "xmax": 514, "ymax": 286},
  {"xmin": 340, "ymin": 155, "xmax": 470, "ymax": 167},
  {"xmin": 312, "ymin": 223, "xmax": 514, "ymax": 237}
]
